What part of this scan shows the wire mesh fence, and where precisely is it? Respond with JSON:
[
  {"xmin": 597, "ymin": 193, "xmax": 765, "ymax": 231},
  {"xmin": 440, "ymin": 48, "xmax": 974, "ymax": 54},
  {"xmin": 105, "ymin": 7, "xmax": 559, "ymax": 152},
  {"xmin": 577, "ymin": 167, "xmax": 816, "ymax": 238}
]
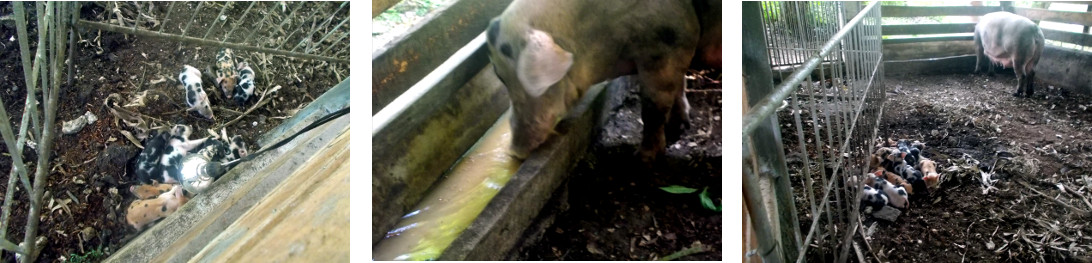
[{"xmin": 743, "ymin": 1, "xmax": 885, "ymax": 262}]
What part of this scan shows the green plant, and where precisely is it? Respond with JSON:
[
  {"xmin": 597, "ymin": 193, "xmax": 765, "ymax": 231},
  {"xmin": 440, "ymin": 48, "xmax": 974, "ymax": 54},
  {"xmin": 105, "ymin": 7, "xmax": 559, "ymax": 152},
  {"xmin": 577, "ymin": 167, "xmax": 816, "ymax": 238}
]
[
  {"xmin": 660, "ymin": 185, "xmax": 721, "ymax": 212},
  {"xmin": 67, "ymin": 246, "xmax": 105, "ymax": 263}
]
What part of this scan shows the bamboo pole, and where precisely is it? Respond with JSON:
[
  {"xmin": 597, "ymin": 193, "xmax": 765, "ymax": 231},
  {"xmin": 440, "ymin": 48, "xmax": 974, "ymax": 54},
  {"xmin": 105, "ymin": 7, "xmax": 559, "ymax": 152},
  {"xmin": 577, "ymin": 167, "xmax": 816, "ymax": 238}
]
[
  {"xmin": 246, "ymin": 1, "xmax": 304, "ymax": 47},
  {"xmin": 76, "ymin": 20, "xmax": 348, "ymax": 64},
  {"xmin": 22, "ymin": 2, "xmax": 66, "ymax": 261},
  {"xmin": 318, "ymin": 31, "xmax": 348, "ymax": 56},
  {"xmin": 178, "ymin": 1, "xmax": 204, "ymax": 50},
  {"xmin": 306, "ymin": 16, "xmax": 349, "ymax": 54},
  {"xmin": 1, "ymin": 2, "xmax": 35, "ymax": 254},
  {"xmin": 221, "ymin": 1, "xmax": 257, "ymax": 43},
  {"xmin": 290, "ymin": 2, "xmax": 347, "ymax": 53},
  {"xmin": 159, "ymin": 1, "xmax": 176, "ymax": 33},
  {"xmin": 203, "ymin": 2, "xmax": 231, "ymax": 40}
]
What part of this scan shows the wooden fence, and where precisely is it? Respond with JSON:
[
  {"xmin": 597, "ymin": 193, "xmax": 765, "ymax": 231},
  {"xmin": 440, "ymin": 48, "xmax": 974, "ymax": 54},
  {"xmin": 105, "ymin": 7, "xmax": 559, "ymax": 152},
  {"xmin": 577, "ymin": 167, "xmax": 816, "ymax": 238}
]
[{"xmin": 881, "ymin": 2, "xmax": 1092, "ymax": 93}]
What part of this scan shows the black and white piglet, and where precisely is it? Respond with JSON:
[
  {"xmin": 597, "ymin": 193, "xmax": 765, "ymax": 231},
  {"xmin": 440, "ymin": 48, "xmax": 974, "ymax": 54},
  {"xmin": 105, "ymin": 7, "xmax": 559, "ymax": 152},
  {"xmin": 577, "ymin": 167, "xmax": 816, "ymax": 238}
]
[
  {"xmin": 179, "ymin": 65, "xmax": 215, "ymax": 119},
  {"xmin": 897, "ymin": 139, "xmax": 921, "ymax": 167},
  {"xmin": 233, "ymin": 62, "xmax": 256, "ymax": 105},
  {"xmin": 160, "ymin": 125, "xmax": 209, "ymax": 184},
  {"xmin": 860, "ymin": 185, "xmax": 889, "ymax": 211},
  {"xmin": 868, "ymin": 174, "xmax": 909, "ymax": 209}
]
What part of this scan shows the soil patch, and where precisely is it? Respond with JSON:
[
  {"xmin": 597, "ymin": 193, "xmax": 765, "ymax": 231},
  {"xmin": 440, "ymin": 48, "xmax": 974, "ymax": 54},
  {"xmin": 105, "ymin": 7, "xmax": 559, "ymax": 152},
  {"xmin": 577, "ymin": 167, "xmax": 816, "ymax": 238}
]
[{"xmin": 512, "ymin": 70, "xmax": 723, "ymax": 260}]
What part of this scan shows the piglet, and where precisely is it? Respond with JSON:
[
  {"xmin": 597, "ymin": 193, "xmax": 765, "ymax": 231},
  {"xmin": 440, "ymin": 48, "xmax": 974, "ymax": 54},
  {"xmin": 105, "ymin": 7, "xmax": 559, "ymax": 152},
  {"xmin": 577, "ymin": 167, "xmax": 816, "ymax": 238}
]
[
  {"xmin": 874, "ymin": 169, "xmax": 913, "ymax": 196},
  {"xmin": 130, "ymin": 183, "xmax": 175, "ymax": 199},
  {"xmin": 895, "ymin": 162, "xmax": 928, "ymax": 195},
  {"xmin": 179, "ymin": 65, "xmax": 215, "ymax": 119},
  {"xmin": 215, "ymin": 48, "xmax": 238, "ymax": 100},
  {"xmin": 126, "ymin": 184, "xmax": 188, "ymax": 230},
  {"xmin": 897, "ymin": 139, "xmax": 921, "ymax": 167},
  {"xmin": 860, "ymin": 185, "xmax": 889, "ymax": 212},
  {"xmin": 233, "ymin": 62, "xmax": 256, "ymax": 105},
  {"xmin": 919, "ymin": 158, "xmax": 941, "ymax": 190},
  {"xmin": 160, "ymin": 124, "xmax": 208, "ymax": 184},
  {"xmin": 134, "ymin": 130, "xmax": 170, "ymax": 184},
  {"xmin": 868, "ymin": 174, "xmax": 909, "ymax": 209}
]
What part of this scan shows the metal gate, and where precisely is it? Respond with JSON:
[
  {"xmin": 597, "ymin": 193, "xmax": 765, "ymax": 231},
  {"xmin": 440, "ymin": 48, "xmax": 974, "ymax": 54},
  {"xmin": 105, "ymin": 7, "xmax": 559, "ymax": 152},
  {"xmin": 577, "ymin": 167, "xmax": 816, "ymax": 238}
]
[{"xmin": 742, "ymin": 1, "xmax": 885, "ymax": 262}]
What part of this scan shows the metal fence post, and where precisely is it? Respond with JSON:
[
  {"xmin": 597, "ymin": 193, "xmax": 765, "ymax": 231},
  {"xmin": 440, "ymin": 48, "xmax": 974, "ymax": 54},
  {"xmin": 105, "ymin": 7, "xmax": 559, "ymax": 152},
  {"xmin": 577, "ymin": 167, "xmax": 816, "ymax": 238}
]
[{"xmin": 742, "ymin": 2, "xmax": 802, "ymax": 261}]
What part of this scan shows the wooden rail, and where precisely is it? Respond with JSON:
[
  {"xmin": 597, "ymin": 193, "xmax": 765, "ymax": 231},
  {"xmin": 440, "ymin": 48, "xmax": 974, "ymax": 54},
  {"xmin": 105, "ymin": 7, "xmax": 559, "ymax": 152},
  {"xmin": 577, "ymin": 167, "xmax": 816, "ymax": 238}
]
[
  {"xmin": 882, "ymin": 23, "xmax": 976, "ymax": 35},
  {"xmin": 881, "ymin": 5, "xmax": 1000, "ymax": 17},
  {"xmin": 1016, "ymin": 7, "xmax": 1092, "ymax": 27}
]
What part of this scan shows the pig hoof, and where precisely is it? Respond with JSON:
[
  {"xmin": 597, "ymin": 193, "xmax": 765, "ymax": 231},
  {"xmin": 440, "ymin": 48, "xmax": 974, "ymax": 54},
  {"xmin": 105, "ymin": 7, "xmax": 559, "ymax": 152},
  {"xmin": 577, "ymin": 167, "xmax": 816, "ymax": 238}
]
[{"xmin": 1012, "ymin": 92, "xmax": 1022, "ymax": 97}]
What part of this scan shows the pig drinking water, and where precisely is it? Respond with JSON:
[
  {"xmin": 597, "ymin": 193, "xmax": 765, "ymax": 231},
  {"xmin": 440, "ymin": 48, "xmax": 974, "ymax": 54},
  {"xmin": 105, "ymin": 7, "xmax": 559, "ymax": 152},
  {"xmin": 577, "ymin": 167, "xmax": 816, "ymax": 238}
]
[
  {"xmin": 974, "ymin": 11, "xmax": 1045, "ymax": 97},
  {"xmin": 485, "ymin": 0, "xmax": 721, "ymax": 162}
]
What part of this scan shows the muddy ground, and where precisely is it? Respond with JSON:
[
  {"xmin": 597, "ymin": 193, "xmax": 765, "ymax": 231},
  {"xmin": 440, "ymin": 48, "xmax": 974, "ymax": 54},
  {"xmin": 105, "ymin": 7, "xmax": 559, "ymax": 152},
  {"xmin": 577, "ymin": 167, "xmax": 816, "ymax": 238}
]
[
  {"xmin": 0, "ymin": 2, "xmax": 347, "ymax": 262},
  {"xmin": 786, "ymin": 72, "xmax": 1092, "ymax": 262},
  {"xmin": 512, "ymin": 70, "xmax": 723, "ymax": 260}
]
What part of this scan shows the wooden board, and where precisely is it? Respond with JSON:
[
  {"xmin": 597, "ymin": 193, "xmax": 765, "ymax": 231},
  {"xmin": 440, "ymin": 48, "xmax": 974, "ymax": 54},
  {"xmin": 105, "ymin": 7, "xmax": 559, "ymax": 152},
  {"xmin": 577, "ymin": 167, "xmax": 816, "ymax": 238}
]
[
  {"xmin": 190, "ymin": 128, "xmax": 350, "ymax": 262},
  {"xmin": 884, "ymin": 55, "xmax": 977, "ymax": 75},
  {"xmin": 883, "ymin": 40, "xmax": 976, "ymax": 61},
  {"xmin": 1043, "ymin": 28, "xmax": 1092, "ymax": 47},
  {"xmin": 883, "ymin": 23, "xmax": 976, "ymax": 36},
  {"xmin": 882, "ymin": 35, "xmax": 974, "ymax": 45},
  {"xmin": 372, "ymin": 0, "xmax": 513, "ymax": 113},
  {"xmin": 881, "ymin": 5, "xmax": 1000, "ymax": 17},
  {"xmin": 1015, "ymin": 7, "xmax": 1092, "ymax": 26},
  {"xmin": 373, "ymin": 0, "xmax": 400, "ymax": 18}
]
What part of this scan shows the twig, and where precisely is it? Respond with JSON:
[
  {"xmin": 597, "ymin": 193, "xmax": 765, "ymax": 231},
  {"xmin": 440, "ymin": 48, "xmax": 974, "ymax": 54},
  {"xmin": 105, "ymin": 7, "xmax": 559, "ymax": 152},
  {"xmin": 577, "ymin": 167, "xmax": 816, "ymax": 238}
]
[
  {"xmin": 658, "ymin": 243, "xmax": 707, "ymax": 261},
  {"xmin": 1018, "ymin": 180, "xmax": 1092, "ymax": 218},
  {"xmin": 857, "ymin": 217, "xmax": 882, "ymax": 262},
  {"xmin": 215, "ymin": 106, "xmax": 244, "ymax": 116},
  {"xmin": 215, "ymin": 85, "xmax": 281, "ymax": 130}
]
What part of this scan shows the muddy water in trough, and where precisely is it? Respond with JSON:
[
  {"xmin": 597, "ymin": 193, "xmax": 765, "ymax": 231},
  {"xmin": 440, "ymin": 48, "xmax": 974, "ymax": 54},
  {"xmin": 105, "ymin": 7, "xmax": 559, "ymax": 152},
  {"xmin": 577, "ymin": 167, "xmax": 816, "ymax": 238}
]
[{"xmin": 785, "ymin": 73, "xmax": 1092, "ymax": 262}]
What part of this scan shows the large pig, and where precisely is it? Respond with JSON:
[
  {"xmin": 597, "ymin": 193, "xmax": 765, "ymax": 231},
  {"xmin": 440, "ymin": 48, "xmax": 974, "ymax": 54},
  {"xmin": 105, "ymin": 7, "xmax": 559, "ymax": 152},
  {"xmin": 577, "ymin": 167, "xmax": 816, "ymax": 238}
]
[
  {"xmin": 485, "ymin": 0, "xmax": 721, "ymax": 162},
  {"xmin": 973, "ymin": 11, "xmax": 1045, "ymax": 97}
]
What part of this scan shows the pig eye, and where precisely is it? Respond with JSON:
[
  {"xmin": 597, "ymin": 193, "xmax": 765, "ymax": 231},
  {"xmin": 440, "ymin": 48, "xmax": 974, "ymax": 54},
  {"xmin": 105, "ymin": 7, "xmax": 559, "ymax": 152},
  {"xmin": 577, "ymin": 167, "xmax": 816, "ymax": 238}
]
[{"xmin": 500, "ymin": 44, "xmax": 513, "ymax": 59}]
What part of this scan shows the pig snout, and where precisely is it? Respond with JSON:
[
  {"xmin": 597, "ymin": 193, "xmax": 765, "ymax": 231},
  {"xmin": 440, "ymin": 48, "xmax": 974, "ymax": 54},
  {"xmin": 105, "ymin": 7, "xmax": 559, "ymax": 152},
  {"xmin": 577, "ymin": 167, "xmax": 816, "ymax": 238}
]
[{"xmin": 974, "ymin": 11, "xmax": 1045, "ymax": 97}]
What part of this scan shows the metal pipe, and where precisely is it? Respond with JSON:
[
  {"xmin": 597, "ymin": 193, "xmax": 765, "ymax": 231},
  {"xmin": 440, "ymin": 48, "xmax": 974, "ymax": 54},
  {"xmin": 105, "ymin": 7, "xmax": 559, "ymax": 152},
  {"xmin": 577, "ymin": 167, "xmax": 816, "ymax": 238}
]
[{"xmin": 743, "ymin": 1, "xmax": 880, "ymax": 139}]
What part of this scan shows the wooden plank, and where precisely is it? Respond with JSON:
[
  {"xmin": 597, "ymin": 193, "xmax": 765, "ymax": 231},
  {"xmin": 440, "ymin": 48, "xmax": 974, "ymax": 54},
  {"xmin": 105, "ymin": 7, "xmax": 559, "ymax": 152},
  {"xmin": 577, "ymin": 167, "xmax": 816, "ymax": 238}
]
[
  {"xmin": 882, "ymin": 35, "xmax": 974, "ymax": 45},
  {"xmin": 882, "ymin": 40, "xmax": 976, "ymax": 61},
  {"xmin": 1015, "ymin": 7, "xmax": 1092, "ymax": 26},
  {"xmin": 374, "ymin": 0, "xmax": 401, "ymax": 18},
  {"xmin": 884, "ymin": 55, "xmax": 977, "ymax": 75},
  {"xmin": 883, "ymin": 23, "xmax": 976, "ymax": 35},
  {"xmin": 190, "ymin": 128, "xmax": 350, "ymax": 262},
  {"xmin": 882, "ymin": 6, "xmax": 1000, "ymax": 17},
  {"xmin": 372, "ymin": 0, "xmax": 514, "ymax": 114},
  {"xmin": 1043, "ymin": 28, "xmax": 1092, "ymax": 47}
]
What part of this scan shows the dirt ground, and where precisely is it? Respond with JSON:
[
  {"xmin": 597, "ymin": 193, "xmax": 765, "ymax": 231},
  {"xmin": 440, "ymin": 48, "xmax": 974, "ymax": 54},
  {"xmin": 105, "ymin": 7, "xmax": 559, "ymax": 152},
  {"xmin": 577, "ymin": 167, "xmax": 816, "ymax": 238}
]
[
  {"xmin": 0, "ymin": 2, "xmax": 347, "ymax": 262},
  {"xmin": 512, "ymin": 70, "xmax": 723, "ymax": 260},
  {"xmin": 788, "ymin": 72, "xmax": 1092, "ymax": 262}
]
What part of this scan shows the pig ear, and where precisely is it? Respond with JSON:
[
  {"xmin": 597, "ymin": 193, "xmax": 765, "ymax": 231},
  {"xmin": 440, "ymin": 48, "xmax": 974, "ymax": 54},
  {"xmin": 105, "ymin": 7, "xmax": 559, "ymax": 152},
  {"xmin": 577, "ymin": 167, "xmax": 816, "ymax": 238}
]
[{"xmin": 517, "ymin": 29, "xmax": 573, "ymax": 97}]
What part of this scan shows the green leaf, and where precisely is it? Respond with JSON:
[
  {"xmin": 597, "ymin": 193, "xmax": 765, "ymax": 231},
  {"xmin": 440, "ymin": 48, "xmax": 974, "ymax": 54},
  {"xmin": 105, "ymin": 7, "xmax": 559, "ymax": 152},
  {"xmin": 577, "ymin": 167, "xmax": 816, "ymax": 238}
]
[
  {"xmin": 700, "ymin": 187, "xmax": 720, "ymax": 212},
  {"xmin": 660, "ymin": 185, "xmax": 698, "ymax": 194}
]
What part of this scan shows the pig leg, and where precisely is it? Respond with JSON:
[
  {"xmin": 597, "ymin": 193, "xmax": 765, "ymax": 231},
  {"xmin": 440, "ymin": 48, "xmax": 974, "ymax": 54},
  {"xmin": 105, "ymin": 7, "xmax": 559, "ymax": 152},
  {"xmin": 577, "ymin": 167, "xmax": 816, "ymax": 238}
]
[
  {"xmin": 665, "ymin": 77, "xmax": 691, "ymax": 143},
  {"xmin": 636, "ymin": 57, "xmax": 690, "ymax": 163},
  {"xmin": 1013, "ymin": 52, "xmax": 1029, "ymax": 97},
  {"xmin": 973, "ymin": 33, "xmax": 987, "ymax": 74}
]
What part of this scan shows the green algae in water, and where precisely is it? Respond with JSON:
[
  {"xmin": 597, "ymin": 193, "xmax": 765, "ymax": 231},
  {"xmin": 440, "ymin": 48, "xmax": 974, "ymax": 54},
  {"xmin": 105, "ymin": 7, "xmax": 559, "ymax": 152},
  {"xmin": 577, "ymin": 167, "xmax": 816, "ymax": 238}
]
[{"xmin": 373, "ymin": 111, "xmax": 521, "ymax": 260}]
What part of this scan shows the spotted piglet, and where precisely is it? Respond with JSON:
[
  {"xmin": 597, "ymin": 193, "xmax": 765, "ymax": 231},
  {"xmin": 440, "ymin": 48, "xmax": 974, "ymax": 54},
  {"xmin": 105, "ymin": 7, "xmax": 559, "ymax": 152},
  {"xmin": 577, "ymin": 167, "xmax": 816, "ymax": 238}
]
[
  {"xmin": 874, "ymin": 169, "xmax": 913, "ymax": 196},
  {"xmin": 868, "ymin": 174, "xmax": 909, "ymax": 209},
  {"xmin": 159, "ymin": 125, "xmax": 208, "ymax": 184},
  {"xmin": 134, "ymin": 130, "xmax": 170, "ymax": 184},
  {"xmin": 860, "ymin": 185, "xmax": 889, "ymax": 212},
  {"xmin": 126, "ymin": 184, "xmax": 188, "ymax": 230},
  {"xmin": 215, "ymin": 48, "xmax": 238, "ymax": 100},
  {"xmin": 130, "ymin": 183, "xmax": 175, "ymax": 199},
  {"xmin": 179, "ymin": 65, "xmax": 215, "ymax": 119},
  {"xmin": 233, "ymin": 62, "xmax": 255, "ymax": 105}
]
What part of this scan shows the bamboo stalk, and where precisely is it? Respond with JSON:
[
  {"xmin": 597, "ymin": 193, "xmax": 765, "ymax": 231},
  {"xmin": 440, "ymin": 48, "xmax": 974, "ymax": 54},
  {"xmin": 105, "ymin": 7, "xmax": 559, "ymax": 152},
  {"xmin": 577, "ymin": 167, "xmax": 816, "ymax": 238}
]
[
  {"xmin": 221, "ymin": 1, "xmax": 257, "ymax": 43},
  {"xmin": 203, "ymin": 2, "xmax": 231, "ymax": 40},
  {"xmin": 290, "ymin": 2, "xmax": 347, "ymax": 53},
  {"xmin": 76, "ymin": 20, "xmax": 349, "ymax": 64},
  {"xmin": 177, "ymin": 1, "xmax": 204, "ymax": 50},
  {"xmin": 306, "ymin": 16, "xmax": 349, "ymax": 54},
  {"xmin": 256, "ymin": 1, "xmax": 306, "ymax": 46},
  {"xmin": 1, "ymin": 2, "xmax": 34, "ymax": 252},
  {"xmin": 22, "ymin": 2, "xmax": 65, "ymax": 261},
  {"xmin": 159, "ymin": 1, "xmax": 176, "ymax": 33},
  {"xmin": 246, "ymin": 1, "xmax": 304, "ymax": 46},
  {"xmin": 318, "ymin": 31, "xmax": 348, "ymax": 56},
  {"xmin": 1, "ymin": 238, "xmax": 24, "ymax": 255}
]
